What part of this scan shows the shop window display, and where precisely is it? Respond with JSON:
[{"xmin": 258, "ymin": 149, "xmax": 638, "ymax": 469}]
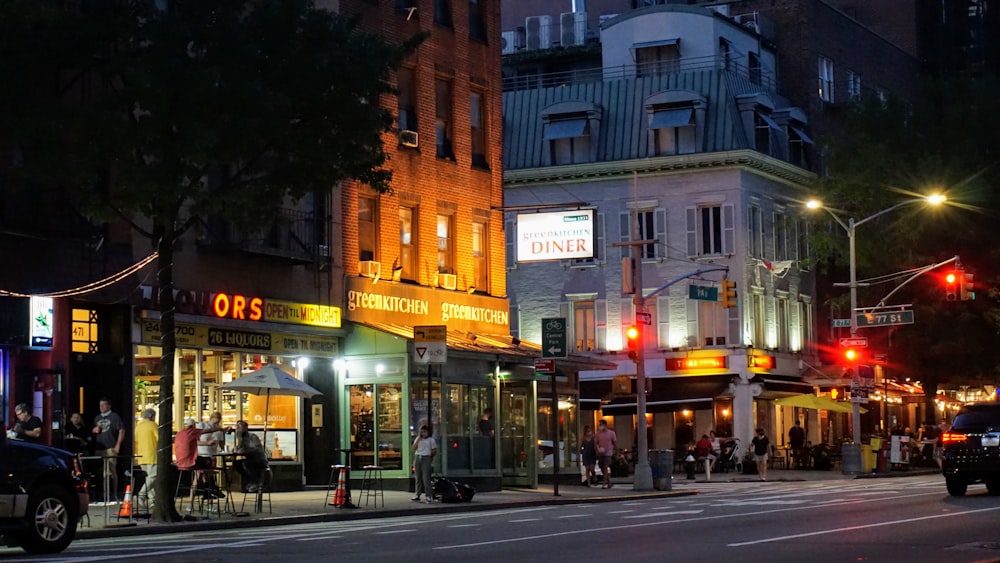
[
  {"xmin": 537, "ymin": 394, "xmax": 578, "ymax": 472},
  {"xmin": 444, "ymin": 384, "xmax": 495, "ymax": 471},
  {"xmin": 349, "ymin": 384, "xmax": 404, "ymax": 471}
]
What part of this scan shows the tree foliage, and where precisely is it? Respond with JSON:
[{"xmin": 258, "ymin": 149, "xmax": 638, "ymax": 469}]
[
  {"xmin": 0, "ymin": 0, "xmax": 420, "ymax": 521},
  {"xmin": 811, "ymin": 77, "xmax": 1000, "ymax": 421}
]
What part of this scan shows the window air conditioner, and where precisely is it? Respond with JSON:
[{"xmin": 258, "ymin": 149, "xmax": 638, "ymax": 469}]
[
  {"xmin": 359, "ymin": 261, "xmax": 381, "ymax": 278},
  {"xmin": 399, "ymin": 129, "xmax": 419, "ymax": 148},
  {"xmin": 438, "ymin": 273, "xmax": 457, "ymax": 290}
]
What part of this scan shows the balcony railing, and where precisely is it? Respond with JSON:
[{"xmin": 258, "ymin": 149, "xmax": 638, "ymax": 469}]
[
  {"xmin": 199, "ymin": 207, "xmax": 327, "ymax": 264},
  {"xmin": 503, "ymin": 54, "xmax": 776, "ymax": 92}
]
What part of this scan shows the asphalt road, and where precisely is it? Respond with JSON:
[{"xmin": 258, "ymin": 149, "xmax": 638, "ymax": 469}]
[{"xmin": 5, "ymin": 476, "xmax": 999, "ymax": 562}]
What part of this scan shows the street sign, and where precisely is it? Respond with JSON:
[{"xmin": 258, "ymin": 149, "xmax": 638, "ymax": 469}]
[
  {"xmin": 635, "ymin": 311, "xmax": 652, "ymax": 325},
  {"xmin": 873, "ymin": 353, "xmax": 888, "ymax": 364},
  {"xmin": 839, "ymin": 337, "xmax": 869, "ymax": 348},
  {"xmin": 413, "ymin": 325, "xmax": 447, "ymax": 364},
  {"xmin": 855, "ymin": 310, "xmax": 914, "ymax": 328},
  {"xmin": 831, "ymin": 319, "xmax": 851, "ymax": 327},
  {"xmin": 534, "ymin": 358, "xmax": 555, "ymax": 374},
  {"xmin": 688, "ymin": 285, "xmax": 718, "ymax": 301},
  {"xmin": 541, "ymin": 317, "xmax": 567, "ymax": 358},
  {"xmin": 851, "ymin": 388, "xmax": 869, "ymax": 404}
]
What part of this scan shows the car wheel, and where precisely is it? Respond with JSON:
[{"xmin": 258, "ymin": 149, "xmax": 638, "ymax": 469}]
[
  {"xmin": 15, "ymin": 485, "xmax": 78, "ymax": 554},
  {"xmin": 945, "ymin": 476, "xmax": 968, "ymax": 497},
  {"xmin": 986, "ymin": 480, "xmax": 1000, "ymax": 495}
]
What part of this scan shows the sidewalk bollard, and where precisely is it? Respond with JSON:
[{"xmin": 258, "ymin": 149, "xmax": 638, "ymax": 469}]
[{"xmin": 685, "ymin": 454, "xmax": 696, "ymax": 480}]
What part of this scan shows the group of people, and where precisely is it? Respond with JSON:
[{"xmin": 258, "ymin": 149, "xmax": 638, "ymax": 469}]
[{"xmin": 579, "ymin": 420, "xmax": 617, "ymax": 489}]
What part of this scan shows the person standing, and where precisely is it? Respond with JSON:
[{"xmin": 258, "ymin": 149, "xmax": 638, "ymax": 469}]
[
  {"xmin": 12, "ymin": 403, "xmax": 42, "ymax": 442},
  {"xmin": 134, "ymin": 408, "xmax": 158, "ymax": 508},
  {"xmin": 411, "ymin": 425, "xmax": 437, "ymax": 503},
  {"xmin": 751, "ymin": 428, "xmax": 770, "ymax": 481},
  {"xmin": 789, "ymin": 420, "xmax": 806, "ymax": 469},
  {"xmin": 92, "ymin": 397, "xmax": 125, "ymax": 502},
  {"xmin": 595, "ymin": 420, "xmax": 617, "ymax": 489},
  {"xmin": 64, "ymin": 412, "xmax": 92, "ymax": 454},
  {"xmin": 580, "ymin": 425, "xmax": 597, "ymax": 486}
]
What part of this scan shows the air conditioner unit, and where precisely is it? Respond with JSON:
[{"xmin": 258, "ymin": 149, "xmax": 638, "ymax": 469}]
[
  {"xmin": 560, "ymin": 11, "xmax": 586, "ymax": 47},
  {"xmin": 501, "ymin": 30, "xmax": 523, "ymax": 55},
  {"xmin": 360, "ymin": 260, "xmax": 381, "ymax": 278},
  {"xmin": 399, "ymin": 129, "xmax": 419, "ymax": 148},
  {"xmin": 525, "ymin": 15, "xmax": 551, "ymax": 50},
  {"xmin": 438, "ymin": 273, "xmax": 457, "ymax": 290}
]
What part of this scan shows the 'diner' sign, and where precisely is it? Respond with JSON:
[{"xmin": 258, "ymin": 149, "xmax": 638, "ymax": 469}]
[{"xmin": 516, "ymin": 209, "xmax": 594, "ymax": 263}]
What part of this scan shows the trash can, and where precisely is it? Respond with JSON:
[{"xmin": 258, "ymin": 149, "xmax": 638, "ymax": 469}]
[
  {"xmin": 861, "ymin": 444, "xmax": 874, "ymax": 473},
  {"xmin": 649, "ymin": 450, "xmax": 673, "ymax": 491}
]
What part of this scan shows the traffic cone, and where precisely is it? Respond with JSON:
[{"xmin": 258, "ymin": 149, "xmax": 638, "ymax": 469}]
[
  {"xmin": 330, "ymin": 467, "xmax": 347, "ymax": 507},
  {"xmin": 117, "ymin": 485, "xmax": 133, "ymax": 518}
]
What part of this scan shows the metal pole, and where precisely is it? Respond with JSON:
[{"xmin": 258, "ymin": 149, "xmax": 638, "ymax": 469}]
[
  {"xmin": 551, "ymin": 371, "xmax": 559, "ymax": 496},
  {"xmin": 632, "ymin": 242, "xmax": 652, "ymax": 491},
  {"xmin": 844, "ymin": 218, "xmax": 862, "ymax": 474}
]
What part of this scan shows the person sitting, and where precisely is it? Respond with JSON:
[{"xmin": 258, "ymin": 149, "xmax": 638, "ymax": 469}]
[
  {"xmin": 64, "ymin": 412, "xmax": 92, "ymax": 454},
  {"xmin": 12, "ymin": 403, "xmax": 43, "ymax": 443},
  {"xmin": 174, "ymin": 417, "xmax": 223, "ymax": 509},
  {"xmin": 234, "ymin": 421, "xmax": 269, "ymax": 493},
  {"xmin": 694, "ymin": 434, "xmax": 715, "ymax": 476}
]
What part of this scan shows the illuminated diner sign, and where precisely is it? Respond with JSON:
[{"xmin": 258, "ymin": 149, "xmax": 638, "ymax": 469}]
[
  {"xmin": 748, "ymin": 355, "xmax": 776, "ymax": 370},
  {"xmin": 665, "ymin": 356, "xmax": 728, "ymax": 371},
  {"xmin": 516, "ymin": 209, "xmax": 594, "ymax": 263},
  {"xmin": 140, "ymin": 286, "xmax": 340, "ymax": 328}
]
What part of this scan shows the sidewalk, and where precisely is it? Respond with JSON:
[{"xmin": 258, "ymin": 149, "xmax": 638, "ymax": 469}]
[{"xmin": 76, "ymin": 467, "xmax": 940, "ymax": 540}]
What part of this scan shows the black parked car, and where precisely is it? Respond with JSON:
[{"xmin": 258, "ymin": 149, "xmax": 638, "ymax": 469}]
[
  {"xmin": 941, "ymin": 402, "xmax": 1000, "ymax": 497},
  {"xmin": 0, "ymin": 434, "xmax": 89, "ymax": 553}
]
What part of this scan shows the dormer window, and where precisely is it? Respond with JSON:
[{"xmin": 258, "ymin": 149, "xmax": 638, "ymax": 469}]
[
  {"xmin": 633, "ymin": 38, "xmax": 680, "ymax": 77},
  {"xmin": 788, "ymin": 125, "xmax": 813, "ymax": 168},
  {"xmin": 545, "ymin": 114, "xmax": 591, "ymax": 165},
  {"xmin": 650, "ymin": 106, "xmax": 695, "ymax": 156},
  {"xmin": 754, "ymin": 111, "xmax": 781, "ymax": 156}
]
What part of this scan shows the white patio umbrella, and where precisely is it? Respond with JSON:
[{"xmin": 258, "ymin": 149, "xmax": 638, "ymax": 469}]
[{"xmin": 218, "ymin": 363, "xmax": 322, "ymax": 448}]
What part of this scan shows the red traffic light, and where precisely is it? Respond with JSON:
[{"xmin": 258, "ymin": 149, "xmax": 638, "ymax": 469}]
[
  {"xmin": 945, "ymin": 272, "xmax": 956, "ymax": 284},
  {"xmin": 626, "ymin": 325, "xmax": 640, "ymax": 349},
  {"xmin": 844, "ymin": 348, "xmax": 858, "ymax": 362}
]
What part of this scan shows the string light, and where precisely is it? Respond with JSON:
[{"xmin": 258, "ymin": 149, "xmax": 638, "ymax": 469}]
[{"xmin": 0, "ymin": 252, "xmax": 158, "ymax": 298}]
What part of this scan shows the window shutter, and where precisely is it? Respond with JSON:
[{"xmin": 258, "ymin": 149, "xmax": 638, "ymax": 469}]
[
  {"xmin": 620, "ymin": 298, "xmax": 634, "ymax": 346},
  {"xmin": 558, "ymin": 301, "xmax": 573, "ymax": 352},
  {"xmin": 505, "ymin": 214, "xmax": 516, "ymax": 269},
  {"xmin": 595, "ymin": 298, "xmax": 607, "ymax": 351},
  {"xmin": 685, "ymin": 206, "xmax": 697, "ymax": 256},
  {"xmin": 656, "ymin": 295, "xmax": 670, "ymax": 348},
  {"xmin": 594, "ymin": 213, "xmax": 606, "ymax": 263},
  {"xmin": 686, "ymin": 299, "xmax": 699, "ymax": 348},
  {"xmin": 722, "ymin": 204, "xmax": 735, "ymax": 255},
  {"xmin": 654, "ymin": 208, "xmax": 667, "ymax": 259},
  {"xmin": 619, "ymin": 212, "xmax": 631, "ymax": 259},
  {"xmin": 728, "ymin": 302, "xmax": 741, "ymax": 347}
]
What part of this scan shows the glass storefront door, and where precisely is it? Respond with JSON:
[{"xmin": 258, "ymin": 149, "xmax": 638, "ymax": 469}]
[
  {"xmin": 499, "ymin": 382, "xmax": 535, "ymax": 487},
  {"xmin": 348, "ymin": 383, "xmax": 404, "ymax": 471}
]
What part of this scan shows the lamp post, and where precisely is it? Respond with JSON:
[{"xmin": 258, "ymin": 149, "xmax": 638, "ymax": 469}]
[{"xmin": 807, "ymin": 194, "xmax": 945, "ymax": 474}]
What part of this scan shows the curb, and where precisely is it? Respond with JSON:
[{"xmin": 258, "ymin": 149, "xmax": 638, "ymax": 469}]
[{"xmin": 75, "ymin": 489, "xmax": 697, "ymax": 540}]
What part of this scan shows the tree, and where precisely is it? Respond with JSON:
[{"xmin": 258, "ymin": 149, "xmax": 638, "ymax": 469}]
[
  {"xmin": 0, "ymin": 0, "xmax": 420, "ymax": 522},
  {"xmin": 811, "ymin": 77, "xmax": 1000, "ymax": 424}
]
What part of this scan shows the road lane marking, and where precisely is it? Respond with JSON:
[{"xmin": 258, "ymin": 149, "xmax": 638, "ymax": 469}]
[
  {"xmin": 622, "ymin": 510, "xmax": 703, "ymax": 519},
  {"xmin": 728, "ymin": 505, "xmax": 1000, "ymax": 546},
  {"xmin": 509, "ymin": 518, "xmax": 541, "ymax": 522},
  {"xmin": 435, "ymin": 491, "xmax": 944, "ymax": 551},
  {"xmin": 556, "ymin": 514, "xmax": 590, "ymax": 519},
  {"xmin": 299, "ymin": 535, "xmax": 344, "ymax": 541},
  {"xmin": 375, "ymin": 529, "xmax": 417, "ymax": 534},
  {"xmin": 607, "ymin": 510, "xmax": 634, "ymax": 514},
  {"xmin": 448, "ymin": 524, "xmax": 481, "ymax": 528}
]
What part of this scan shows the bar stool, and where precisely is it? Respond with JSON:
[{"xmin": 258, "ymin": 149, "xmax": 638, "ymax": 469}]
[
  {"xmin": 175, "ymin": 466, "xmax": 221, "ymax": 517},
  {"xmin": 359, "ymin": 465, "xmax": 385, "ymax": 508},
  {"xmin": 324, "ymin": 464, "xmax": 346, "ymax": 507},
  {"xmin": 240, "ymin": 467, "xmax": 272, "ymax": 514}
]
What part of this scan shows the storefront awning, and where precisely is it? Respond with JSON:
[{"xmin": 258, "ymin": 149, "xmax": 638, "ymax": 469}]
[{"xmin": 594, "ymin": 375, "xmax": 734, "ymax": 415}]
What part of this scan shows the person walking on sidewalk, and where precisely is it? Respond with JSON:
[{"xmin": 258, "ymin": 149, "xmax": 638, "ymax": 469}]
[
  {"xmin": 751, "ymin": 428, "xmax": 770, "ymax": 481},
  {"xmin": 134, "ymin": 408, "xmax": 158, "ymax": 508},
  {"xmin": 411, "ymin": 425, "xmax": 437, "ymax": 503},
  {"xmin": 595, "ymin": 420, "xmax": 617, "ymax": 489},
  {"xmin": 92, "ymin": 397, "xmax": 125, "ymax": 502},
  {"xmin": 789, "ymin": 421, "xmax": 806, "ymax": 469},
  {"xmin": 580, "ymin": 426, "xmax": 597, "ymax": 486}
]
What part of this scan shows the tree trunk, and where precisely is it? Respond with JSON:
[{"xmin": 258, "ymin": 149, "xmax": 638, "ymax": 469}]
[
  {"xmin": 923, "ymin": 378, "xmax": 939, "ymax": 426},
  {"xmin": 153, "ymin": 231, "xmax": 182, "ymax": 522}
]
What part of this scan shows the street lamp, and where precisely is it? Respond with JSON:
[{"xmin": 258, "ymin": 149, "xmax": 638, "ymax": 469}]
[{"xmin": 806, "ymin": 193, "xmax": 945, "ymax": 473}]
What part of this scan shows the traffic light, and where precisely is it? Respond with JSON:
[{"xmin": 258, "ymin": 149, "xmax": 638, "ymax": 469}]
[
  {"xmin": 721, "ymin": 278, "xmax": 737, "ymax": 308},
  {"xmin": 945, "ymin": 271, "xmax": 957, "ymax": 301},
  {"xmin": 960, "ymin": 271, "xmax": 975, "ymax": 301},
  {"xmin": 844, "ymin": 348, "xmax": 859, "ymax": 363},
  {"xmin": 625, "ymin": 324, "xmax": 640, "ymax": 361}
]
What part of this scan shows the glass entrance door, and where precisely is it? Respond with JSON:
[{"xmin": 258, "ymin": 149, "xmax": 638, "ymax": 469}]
[{"xmin": 499, "ymin": 382, "xmax": 536, "ymax": 487}]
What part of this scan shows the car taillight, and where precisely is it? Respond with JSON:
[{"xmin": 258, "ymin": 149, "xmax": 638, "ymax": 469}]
[{"xmin": 942, "ymin": 432, "xmax": 967, "ymax": 445}]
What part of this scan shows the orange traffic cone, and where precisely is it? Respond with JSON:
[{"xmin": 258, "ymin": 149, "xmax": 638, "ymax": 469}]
[
  {"xmin": 118, "ymin": 485, "xmax": 133, "ymax": 518},
  {"xmin": 330, "ymin": 467, "xmax": 347, "ymax": 507}
]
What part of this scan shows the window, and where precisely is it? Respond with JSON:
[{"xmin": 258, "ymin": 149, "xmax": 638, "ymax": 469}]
[
  {"xmin": 437, "ymin": 213, "xmax": 454, "ymax": 274},
  {"xmin": 875, "ymin": 87, "xmax": 888, "ymax": 106},
  {"xmin": 399, "ymin": 207, "xmax": 416, "ymax": 281},
  {"xmin": 818, "ymin": 56, "xmax": 834, "ymax": 102},
  {"xmin": 470, "ymin": 91, "xmax": 487, "ymax": 168},
  {"xmin": 469, "ymin": 0, "xmax": 486, "ymax": 41},
  {"xmin": 71, "ymin": 308, "xmax": 99, "ymax": 353},
  {"xmin": 573, "ymin": 301, "xmax": 596, "ymax": 352},
  {"xmin": 797, "ymin": 219, "xmax": 810, "ymax": 263},
  {"xmin": 358, "ymin": 196, "xmax": 378, "ymax": 262},
  {"xmin": 444, "ymin": 384, "xmax": 495, "ymax": 471},
  {"xmin": 472, "ymin": 220, "xmax": 487, "ymax": 291},
  {"xmin": 754, "ymin": 111, "xmax": 779, "ymax": 156},
  {"xmin": 620, "ymin": 208, "xmax": 666, "ymax": 260},
  {"xmin": 748, "ymin": 52, "xmax": 762, "ymax": 84},
  {"xmin": 719, "ymin": 39, "xmax": 732, "ymax": 71},
  {"xmin": 349, "ymin": 383, "xmax": 404, "ymax": 471},
  {"xmin": 686, "ymin": 204, "xmax": 734, "ymax": 257},
  {"xmin": 635, "ymin": 40, "xmax": 679, "ymax": 77},
  {"xmin": 434, "ymin": 0, "xmax": 452, "ymax": 27},
  {"xmin": 571, "ymin": 213, "xmax": 604, "ymax": 266},
  {"xmin": 788, "ymin": 126, "xmax": 813, "ymax": 168},
  {"xmin": 847, "ymin": 70, "xmax": 861, "ymax": 100},
  {"xmin": 435, "ymin": 78, "xmax": 454, "ymax": 160},
  {"xmin": 651, "ymin": 106, "xmax": 695, "ymax": 155},
  {"xmin": 545, "ymin": 115, "xmax": 590, "ymax": 165},
  {"xmin": 397, "ymin": 67, "xmax": 418, "ymax": 133},
  {"xmin": 773, "ymin": 212, "xmax": 787, "ymax": 260},
  {"xmin": 748, "ymin": 205, "xmax": 762, "ymax": 258}
]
